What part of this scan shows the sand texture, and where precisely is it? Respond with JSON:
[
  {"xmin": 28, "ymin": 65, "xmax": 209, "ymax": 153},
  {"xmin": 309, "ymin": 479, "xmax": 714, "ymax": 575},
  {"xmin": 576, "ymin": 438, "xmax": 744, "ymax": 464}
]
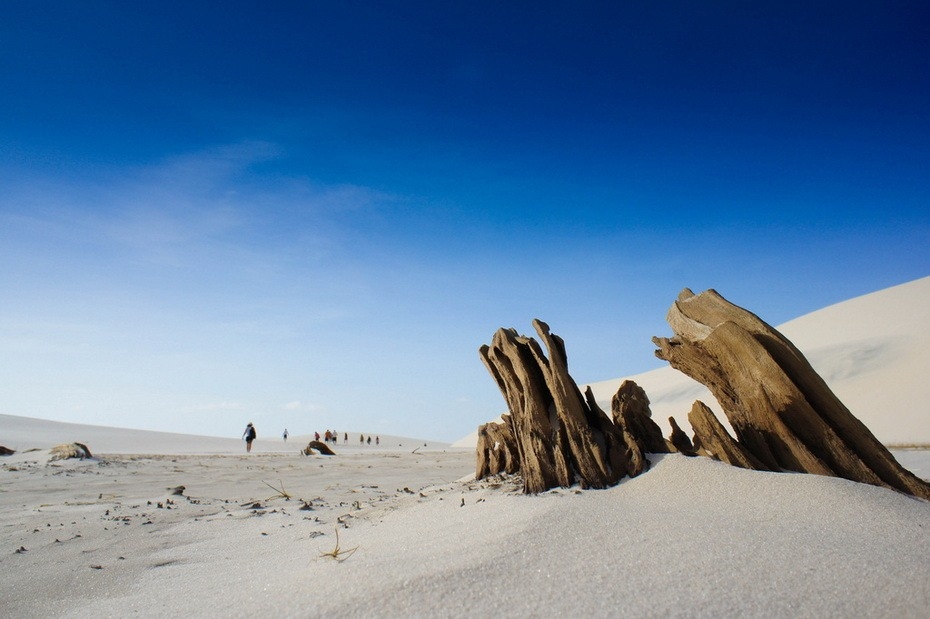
[{"xmin": 2, "ymin": 420, "xmax": 929, "ymax": 617}]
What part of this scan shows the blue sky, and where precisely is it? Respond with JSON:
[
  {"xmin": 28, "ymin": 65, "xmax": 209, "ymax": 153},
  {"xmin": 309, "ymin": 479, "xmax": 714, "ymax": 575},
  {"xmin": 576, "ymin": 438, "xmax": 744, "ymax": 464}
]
[{"xmin": 2, "ymin": 2, "xmax": 928, "ymax": 442}]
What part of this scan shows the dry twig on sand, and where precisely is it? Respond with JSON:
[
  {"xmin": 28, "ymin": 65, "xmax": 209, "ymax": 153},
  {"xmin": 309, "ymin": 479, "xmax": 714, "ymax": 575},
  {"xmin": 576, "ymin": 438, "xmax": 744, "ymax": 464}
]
[
  {"xmin": 319, "ymin": 527, "xmax": 358, "ymax": 561},
  {"xmin": 263, "ymin": 480, "xmax": 291, "ymax": 501}
]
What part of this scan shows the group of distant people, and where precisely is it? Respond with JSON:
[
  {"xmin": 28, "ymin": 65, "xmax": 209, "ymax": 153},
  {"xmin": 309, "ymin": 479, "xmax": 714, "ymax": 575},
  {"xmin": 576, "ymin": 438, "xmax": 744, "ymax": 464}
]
[
  {"xmin": 241, "ymin": 423, "xmax": 380, "ymax": 452},
  {"xmin": 314, "ymin": 430, "xmax": 342, "ymax": 445}
]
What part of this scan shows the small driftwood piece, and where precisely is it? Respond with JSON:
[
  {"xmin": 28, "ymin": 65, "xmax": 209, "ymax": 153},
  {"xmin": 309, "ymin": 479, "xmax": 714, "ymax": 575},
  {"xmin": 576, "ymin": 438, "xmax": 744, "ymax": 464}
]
[
  {"xmin": 687, "ymin": 400, "xmax": 767, "ymax": 470},
  {"xmin": 653, "ymin": 288, "xmax": 930, "ymax": 501},
  {"xmin": 611, "ymin": 380, "xmax": 670, "ymax": 455},
  {"xmin": 475, "ymin": 414, "xmax": 519, "ymax": 480},
  {"xmin": 667, "ymin": 417, "xmax": 697, "ymax": 456},
  {"xmin": 49, "ymin": 442, "xmax": 92, "ymax": 461},
  {"xmin": 303, "ymin": 441, "xmax": 336, "ymax": 456}
]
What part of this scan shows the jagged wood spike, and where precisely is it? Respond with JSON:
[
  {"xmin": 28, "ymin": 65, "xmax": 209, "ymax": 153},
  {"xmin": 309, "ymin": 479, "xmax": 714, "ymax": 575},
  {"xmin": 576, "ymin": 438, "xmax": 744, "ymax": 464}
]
[{"xmin": 687, "ymin": 400, "xmax": 768, "ymax": 470}]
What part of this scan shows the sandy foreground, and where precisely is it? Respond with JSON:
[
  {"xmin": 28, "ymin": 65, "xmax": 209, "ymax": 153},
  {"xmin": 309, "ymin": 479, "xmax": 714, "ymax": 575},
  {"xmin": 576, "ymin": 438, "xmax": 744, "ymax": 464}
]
[{"xmin": 2, "ymin": 415, "xmax": 930, "ymax": 618}]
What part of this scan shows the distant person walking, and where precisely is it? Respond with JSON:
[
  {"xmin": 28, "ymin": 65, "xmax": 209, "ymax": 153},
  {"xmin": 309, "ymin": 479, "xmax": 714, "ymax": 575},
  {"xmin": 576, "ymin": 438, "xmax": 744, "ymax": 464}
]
[
  {"xmin": 283, "ymin": 428, "xmax": 289, "ymax": 443},
  {"xmin": 243, "ymin": 423, "xmax": 257, "ymax": 453},
  {"xmin": 343, "ymin": 432, "xmax": 348, "ymax": 444}
]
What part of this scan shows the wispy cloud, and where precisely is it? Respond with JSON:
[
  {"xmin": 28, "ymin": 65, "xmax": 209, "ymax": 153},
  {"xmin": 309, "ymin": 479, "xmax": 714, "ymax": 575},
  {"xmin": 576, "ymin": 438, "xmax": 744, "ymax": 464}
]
[
  {"xmin": 2, "ymin": 142, "xmax": 397, "ymax": 268},
  {"xmin": 1, "ymin": 142, "xmax": 405, "ymax": 325}
]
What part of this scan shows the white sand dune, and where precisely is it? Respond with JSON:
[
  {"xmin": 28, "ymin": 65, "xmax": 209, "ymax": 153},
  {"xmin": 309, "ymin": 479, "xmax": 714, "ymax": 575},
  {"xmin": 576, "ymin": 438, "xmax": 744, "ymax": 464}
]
[{"xmin": 3, "ymin": 277, "xmax": 930, "ymax": 617}]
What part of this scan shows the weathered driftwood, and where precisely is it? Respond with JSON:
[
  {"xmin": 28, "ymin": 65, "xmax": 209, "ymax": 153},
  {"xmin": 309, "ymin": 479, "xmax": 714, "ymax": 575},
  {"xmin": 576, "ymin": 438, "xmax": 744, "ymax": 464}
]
[
  {"xmin": 610, "ymin": 380, "xmax": 669, "ymax": 454},
  {"xmin": 654, "ymin": 288, "xmax": 930, "ymax": 501},
  {"xmin": 687, "ymin": 401, "xmax": 767, "ymax": 470},
  {"xmin": 478, "ymin": 319, "xmax": 629, "ymax": 493},
  {"xmin": 667, "ymin": 417, "xmax": 697, "ymax": 456},
  {"xmin": 303, "ymin": 440, "xmax": 336, "ymax": 456},
  {"xmin": 475, "ymin": 414, "xmax": 519, "ymax": 479},
  {"xmin": 49, "ymin": 442, "xmax": 92, "ymax": 461},
  {"xmin": 609, "ymin": 380, "xmax": 675, "ymax": 476}
]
